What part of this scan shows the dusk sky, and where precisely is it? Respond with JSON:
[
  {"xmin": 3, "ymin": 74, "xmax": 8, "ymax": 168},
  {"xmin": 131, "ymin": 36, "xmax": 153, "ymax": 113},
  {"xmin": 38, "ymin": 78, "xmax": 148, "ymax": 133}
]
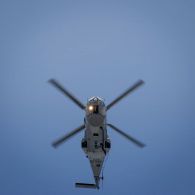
[{"xmin": 1, "ymin": 0, "xmax": 195, "ymax": 194}]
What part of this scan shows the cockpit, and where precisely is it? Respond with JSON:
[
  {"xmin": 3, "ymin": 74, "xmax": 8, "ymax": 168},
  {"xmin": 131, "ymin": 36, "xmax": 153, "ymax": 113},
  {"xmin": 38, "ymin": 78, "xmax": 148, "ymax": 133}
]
[
  {"xmin": 88, "ymin": 96, "xmax": 105, "ymax": 105},
  {"xmin": 86, "ymin": 96, "xmax": 106, "ymax": 126},
  {"xmin": 87, "ymin": 97, "xmax": 105, "ymax": 114}
]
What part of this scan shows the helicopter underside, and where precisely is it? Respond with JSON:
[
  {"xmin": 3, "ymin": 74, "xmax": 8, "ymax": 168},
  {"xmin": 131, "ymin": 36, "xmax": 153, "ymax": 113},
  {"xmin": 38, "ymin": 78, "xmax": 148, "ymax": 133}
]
[{"xmin": 81, "ymin": 124, "xmax": 111, "ymax": 188}]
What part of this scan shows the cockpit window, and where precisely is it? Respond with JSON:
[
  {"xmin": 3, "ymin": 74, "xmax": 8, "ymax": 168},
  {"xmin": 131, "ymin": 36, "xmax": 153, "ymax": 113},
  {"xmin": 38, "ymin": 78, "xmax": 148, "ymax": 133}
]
[{"xmin": 88, "ymin": 97, "xmax": 105, "ymax": 105}]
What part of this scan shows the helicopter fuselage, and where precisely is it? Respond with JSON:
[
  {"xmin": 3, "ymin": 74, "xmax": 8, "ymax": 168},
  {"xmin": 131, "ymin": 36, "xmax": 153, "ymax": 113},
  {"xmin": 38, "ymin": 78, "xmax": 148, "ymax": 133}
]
[{"xmin": 81, "ymin": 97, "xmax": 111, "ymax": 188}]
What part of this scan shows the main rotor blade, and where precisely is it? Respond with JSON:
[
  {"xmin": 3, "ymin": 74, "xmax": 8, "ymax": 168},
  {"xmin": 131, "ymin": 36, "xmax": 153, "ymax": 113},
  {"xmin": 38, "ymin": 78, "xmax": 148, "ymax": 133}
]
[
  {"xmin": 107, "ymin": 123, "xmax": 145, "ymax": 148},
  {"xmin": 48, "ymin": 79, "xmax": 85, "ymax": 110},
  {"xmin": 106, "ymin": 80, "xmax": 144, "ymax": 110},
  {"xmin": 52, "ymin": 124, "xmax": 85, "ymax": 148}
]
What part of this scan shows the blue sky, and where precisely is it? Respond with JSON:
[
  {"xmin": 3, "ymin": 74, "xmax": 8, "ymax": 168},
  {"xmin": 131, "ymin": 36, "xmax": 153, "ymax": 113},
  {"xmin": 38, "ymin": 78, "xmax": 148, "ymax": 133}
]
[{"xmin": 0, "ymin": 0, "xmax": 195, "ymax": 194}]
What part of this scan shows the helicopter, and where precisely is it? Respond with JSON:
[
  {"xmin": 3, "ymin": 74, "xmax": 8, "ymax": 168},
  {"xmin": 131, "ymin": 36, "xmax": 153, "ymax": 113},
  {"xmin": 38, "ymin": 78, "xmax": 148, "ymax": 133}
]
[{"xmin": 49, "ymin": 79, "xmax": 145, "ymax": 189}]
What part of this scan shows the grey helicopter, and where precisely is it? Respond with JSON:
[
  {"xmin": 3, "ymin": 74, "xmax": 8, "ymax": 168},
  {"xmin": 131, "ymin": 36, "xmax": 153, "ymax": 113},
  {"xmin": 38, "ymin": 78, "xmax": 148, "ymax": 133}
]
[{"xmin": 49, "ymin": 79, "xmax": 145, "ymax": 189}]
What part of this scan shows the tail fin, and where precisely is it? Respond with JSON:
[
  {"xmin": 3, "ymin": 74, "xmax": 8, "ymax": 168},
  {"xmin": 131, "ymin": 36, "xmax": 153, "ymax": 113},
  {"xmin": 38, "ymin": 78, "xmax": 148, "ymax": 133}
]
[{"xmin": 75, "ymin": 182, "xmax": 97, "ymax": 189}]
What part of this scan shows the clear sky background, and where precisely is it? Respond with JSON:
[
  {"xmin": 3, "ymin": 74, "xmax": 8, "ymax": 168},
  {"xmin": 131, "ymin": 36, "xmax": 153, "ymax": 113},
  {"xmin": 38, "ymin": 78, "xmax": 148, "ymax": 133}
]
[{"xmin": 0, "ymin": 0, "xmax": 195, "ymax": 194}]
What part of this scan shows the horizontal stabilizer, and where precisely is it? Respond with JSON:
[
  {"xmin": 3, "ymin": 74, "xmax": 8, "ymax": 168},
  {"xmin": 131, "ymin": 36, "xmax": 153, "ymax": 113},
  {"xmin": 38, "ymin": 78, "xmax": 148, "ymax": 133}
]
[{"xmin": 75, "ymin": 183, "xmax": 97, "ymax": 189}]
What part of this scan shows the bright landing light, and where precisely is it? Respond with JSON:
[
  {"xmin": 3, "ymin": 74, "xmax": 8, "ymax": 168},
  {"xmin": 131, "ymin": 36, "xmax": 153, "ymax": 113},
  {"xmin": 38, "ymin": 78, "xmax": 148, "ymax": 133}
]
[{"xmin": 88, "ymin": 105, "xmax": 93, "ymax": 111}]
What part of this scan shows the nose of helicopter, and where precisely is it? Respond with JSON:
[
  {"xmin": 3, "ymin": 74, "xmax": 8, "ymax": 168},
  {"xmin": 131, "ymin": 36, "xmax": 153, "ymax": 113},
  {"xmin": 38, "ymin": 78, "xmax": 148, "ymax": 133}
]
[
  {"xmin": 86, "ymin": 97, "xmax": 105, "ymax": 112},
  {"xmin": 86, "ymin": 97, "xmax": 106, "ymax": 126}
]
